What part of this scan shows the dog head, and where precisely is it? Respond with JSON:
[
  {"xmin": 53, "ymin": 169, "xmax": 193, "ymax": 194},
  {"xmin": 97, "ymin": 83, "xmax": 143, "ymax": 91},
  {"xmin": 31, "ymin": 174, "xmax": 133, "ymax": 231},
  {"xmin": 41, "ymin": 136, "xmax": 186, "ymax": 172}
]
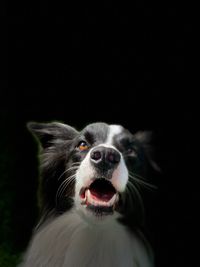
[{"xmin": 28, "ymin": 122, "xmax": 156, "ymax": 224}]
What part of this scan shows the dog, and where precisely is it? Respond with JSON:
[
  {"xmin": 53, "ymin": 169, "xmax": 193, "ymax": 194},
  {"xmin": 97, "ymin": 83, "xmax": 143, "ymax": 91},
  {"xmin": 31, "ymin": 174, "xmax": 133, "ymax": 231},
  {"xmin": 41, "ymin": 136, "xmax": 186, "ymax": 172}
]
[{"xmin": 19, "ymin": 122, "xmax": 156, "ymax": 267}]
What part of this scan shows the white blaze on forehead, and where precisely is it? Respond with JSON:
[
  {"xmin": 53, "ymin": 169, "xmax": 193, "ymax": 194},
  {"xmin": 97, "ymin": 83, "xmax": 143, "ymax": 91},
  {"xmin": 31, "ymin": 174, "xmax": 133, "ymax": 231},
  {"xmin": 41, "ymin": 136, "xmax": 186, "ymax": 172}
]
[{"xmin": 106, "ymin": 125, "xmax": 123, "ymax": 145}]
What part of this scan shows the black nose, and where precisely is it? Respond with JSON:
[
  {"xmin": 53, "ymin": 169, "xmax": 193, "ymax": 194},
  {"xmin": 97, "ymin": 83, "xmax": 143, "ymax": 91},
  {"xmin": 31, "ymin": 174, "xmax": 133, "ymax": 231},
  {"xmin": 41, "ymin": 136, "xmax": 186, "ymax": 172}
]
[{"xmin": 90, "ymin": 146, "xmax": 121, "ymax": 170}]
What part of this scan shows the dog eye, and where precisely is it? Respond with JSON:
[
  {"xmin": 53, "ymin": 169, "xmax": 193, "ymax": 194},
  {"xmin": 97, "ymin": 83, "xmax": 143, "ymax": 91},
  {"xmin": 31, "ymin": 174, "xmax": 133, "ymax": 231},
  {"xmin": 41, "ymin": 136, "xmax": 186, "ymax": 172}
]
[
  {"xmin": 125, "ymin": 145, "xmax": 137, "ymax": 155},
  {"xmin": 127, "ymin": 147, "xmax": 133, "ymax": 153},
  {"xmin": 78, "ymin": 141, "xmax": 89, "ymax": 151}
]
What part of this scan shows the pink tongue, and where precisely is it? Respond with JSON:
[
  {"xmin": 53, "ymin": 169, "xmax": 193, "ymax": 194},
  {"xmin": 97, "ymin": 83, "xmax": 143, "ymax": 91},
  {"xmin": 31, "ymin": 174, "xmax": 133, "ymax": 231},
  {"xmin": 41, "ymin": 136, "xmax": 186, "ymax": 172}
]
[{"xmin": 89, "ymin": 189, "xmax": 115, "ymax": 202}]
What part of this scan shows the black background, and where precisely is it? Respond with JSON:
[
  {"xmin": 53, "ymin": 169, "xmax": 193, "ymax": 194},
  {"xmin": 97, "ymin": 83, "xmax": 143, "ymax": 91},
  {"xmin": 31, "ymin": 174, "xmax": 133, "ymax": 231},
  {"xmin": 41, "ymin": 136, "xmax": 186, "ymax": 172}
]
[{"xmin": 1, "ymin": 1, "xmax": 198, "ymax": 267}]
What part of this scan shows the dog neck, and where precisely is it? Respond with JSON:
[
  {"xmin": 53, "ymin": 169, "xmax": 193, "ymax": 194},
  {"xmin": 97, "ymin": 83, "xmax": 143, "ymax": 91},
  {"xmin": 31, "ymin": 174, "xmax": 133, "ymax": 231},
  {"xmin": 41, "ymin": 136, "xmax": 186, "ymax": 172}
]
[{"xmin": 22, "ymin": 209, "xmax": 153, "ymax": 267}]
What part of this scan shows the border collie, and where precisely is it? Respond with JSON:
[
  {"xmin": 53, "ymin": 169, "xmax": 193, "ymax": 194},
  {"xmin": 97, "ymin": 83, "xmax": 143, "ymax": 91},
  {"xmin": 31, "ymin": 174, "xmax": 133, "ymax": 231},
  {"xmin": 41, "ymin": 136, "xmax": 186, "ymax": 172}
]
[{"xmin": 19, "ymin": 122, "xmax": 156, "ymax": 267}]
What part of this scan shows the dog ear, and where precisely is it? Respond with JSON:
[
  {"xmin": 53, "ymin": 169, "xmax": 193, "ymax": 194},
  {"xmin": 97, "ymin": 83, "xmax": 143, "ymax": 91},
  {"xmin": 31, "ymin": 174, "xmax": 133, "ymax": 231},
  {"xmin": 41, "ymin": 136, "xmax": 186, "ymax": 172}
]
[
  {"xmin": 133, "ymin": 131, "xmax": 160, "ymax": 172},
  {"xmin": 27, "ymin": 121, "xmax": 78, "ymax": 149}
]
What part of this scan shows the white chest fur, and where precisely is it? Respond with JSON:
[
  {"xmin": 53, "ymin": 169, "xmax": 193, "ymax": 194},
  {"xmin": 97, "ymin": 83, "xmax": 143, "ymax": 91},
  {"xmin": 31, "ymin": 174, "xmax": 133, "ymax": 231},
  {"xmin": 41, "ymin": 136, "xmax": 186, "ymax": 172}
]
[{"xmin": 20, "ymin": 211, "xmax": 153, "ymax": 267}]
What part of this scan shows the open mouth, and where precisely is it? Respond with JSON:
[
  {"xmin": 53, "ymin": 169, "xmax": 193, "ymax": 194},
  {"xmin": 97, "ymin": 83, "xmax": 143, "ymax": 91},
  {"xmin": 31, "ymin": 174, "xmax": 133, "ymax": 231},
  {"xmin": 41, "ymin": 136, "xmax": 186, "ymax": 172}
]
[{"xmin": 80, "ymin": 178, "xmax": 119, "ymax": 215}]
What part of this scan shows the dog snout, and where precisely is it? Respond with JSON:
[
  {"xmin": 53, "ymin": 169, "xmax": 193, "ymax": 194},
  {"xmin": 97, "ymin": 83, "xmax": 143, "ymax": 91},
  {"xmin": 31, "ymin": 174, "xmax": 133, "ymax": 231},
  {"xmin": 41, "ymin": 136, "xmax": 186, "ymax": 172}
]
[{"xmin": 90, "ymin": 146, "xmax": 121, "ymax": 170}]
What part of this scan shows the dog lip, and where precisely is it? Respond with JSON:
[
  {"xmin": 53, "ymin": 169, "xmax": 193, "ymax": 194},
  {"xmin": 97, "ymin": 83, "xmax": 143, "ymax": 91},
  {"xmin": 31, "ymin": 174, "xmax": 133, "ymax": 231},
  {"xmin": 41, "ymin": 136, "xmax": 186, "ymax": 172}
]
[
  {"xmin": 86, "ymin": 189, "xmax": 118, "ymax": 206},
  {"xmin": 79, "ymin": 180, "xmax": 94, "ymax": 199},
  {"xmin": 79, "ymin": 178, "xmax": 117, "ymax": 200},
  {"xmin": 79, "ymin": 178, "xmax": 119, "ymax": 211},
  {"xmin": 79, "ymin": 187, "xmax": 87, "ymax": 199}
]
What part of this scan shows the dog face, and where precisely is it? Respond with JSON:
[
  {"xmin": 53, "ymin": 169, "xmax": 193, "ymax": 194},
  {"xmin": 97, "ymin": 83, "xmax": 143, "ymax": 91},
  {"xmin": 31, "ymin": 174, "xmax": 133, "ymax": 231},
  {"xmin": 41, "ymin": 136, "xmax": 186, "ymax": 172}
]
[{"xmin": 28, "ymin": 122, "xmax": 154, "ymax": 223}]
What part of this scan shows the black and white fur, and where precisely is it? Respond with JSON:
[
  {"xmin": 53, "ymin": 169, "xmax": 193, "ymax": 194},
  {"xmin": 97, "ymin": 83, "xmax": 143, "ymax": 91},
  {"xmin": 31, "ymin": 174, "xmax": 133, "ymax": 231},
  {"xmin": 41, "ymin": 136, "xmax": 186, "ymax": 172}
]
[{"xmin": 19, "ymin": 122, "xmax": 155, "ymax": 267}]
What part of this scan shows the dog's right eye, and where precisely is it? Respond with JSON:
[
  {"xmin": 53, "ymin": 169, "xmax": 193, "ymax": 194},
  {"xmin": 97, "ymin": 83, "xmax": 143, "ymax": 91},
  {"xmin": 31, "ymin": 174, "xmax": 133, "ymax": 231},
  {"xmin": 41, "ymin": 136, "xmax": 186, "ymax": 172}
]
[{"xmin": 77, "ymin": 141, "xmax": 89, "ymax": 151}]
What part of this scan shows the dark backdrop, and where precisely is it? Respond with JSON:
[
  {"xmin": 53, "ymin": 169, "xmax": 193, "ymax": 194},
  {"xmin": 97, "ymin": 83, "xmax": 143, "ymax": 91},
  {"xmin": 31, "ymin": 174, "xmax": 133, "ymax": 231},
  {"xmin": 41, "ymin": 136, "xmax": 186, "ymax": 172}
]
[{"xmin": 1, "ymin": 1, "xmax": 197, "ymax": 267}]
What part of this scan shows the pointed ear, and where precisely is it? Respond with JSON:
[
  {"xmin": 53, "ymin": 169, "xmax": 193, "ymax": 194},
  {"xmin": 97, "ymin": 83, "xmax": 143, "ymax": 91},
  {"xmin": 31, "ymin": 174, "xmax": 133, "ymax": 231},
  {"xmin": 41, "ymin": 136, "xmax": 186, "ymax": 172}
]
[
  {"xmin": 27, "ymin": 121, "xmax": 78, "ymax": 148},
  {"xmin": 133, "ymin": 131, "xmax": 161, "ymax": 172}
]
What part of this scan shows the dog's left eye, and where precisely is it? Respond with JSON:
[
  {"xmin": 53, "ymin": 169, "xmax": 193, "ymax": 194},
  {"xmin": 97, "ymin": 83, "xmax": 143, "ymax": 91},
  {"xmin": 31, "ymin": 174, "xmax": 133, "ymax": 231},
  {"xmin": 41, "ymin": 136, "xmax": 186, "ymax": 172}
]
[
  {"xmin": 127, "ymin": 147, "xmax": 134, "ymax": 154},
  {"xmin": 123, "ymin": 145, "xmax": 136, "ymax": 156},
  {"xmin": 78, "ymin": 141, "xmax": 89, "ymax": 151}
]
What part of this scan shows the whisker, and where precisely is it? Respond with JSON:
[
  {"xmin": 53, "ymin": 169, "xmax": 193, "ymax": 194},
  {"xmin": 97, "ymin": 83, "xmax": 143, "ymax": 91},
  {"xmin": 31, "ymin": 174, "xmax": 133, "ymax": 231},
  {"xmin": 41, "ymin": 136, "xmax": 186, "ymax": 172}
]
[
  {"xmin": 127, "ymin": 181, "xmax": 145, "ymax": 216},
  {"xmin": 56, "ymin": 174, "xmax": 76, "ymax": 200},
  {"xmin": 71, "ymin": 162, "xmax": 81, "ymax": 166},
  {"xmin": 129, "ymin": 171, "xmax": 146, "ymax": 181},
  {"xmin": 58, "ymin": 175, "xmax": 76, "ymax": 199},
  {"xmin": 129, "ymin": 173, "xmax": 157, "ymax": 190},
  {"xmin": 129, "ymin": 171, "xmax": 156, "ymax": 185},
  {"xmin": 55, "ymin": 174, "xmax": 76, "ymax": 206},
  {"xmin": 58, "ymin": 166, "xmax": 79, "ymax": 181},
  {"xmin": 124, "ymin": 185, "xmax": 134, "ymax": 211}
]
